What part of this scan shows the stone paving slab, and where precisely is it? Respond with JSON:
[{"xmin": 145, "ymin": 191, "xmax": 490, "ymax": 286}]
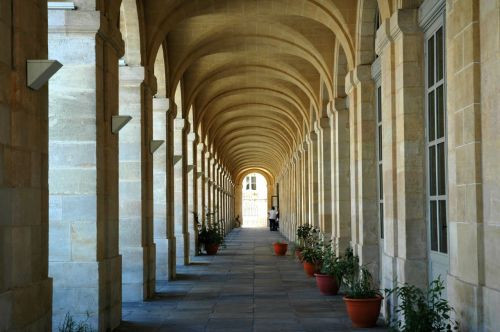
[{"xmin": 117, "ymin": 228, "xmax": 388, "ymax": 331}]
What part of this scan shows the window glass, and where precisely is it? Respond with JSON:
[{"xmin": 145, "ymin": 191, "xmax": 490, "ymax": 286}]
[
  {"xmin": 428, "ymin": 36, "xmax": 435, "ymax": 87},
  {"xmin": 436, "ymin": 27, "xmax": 444, "ymax": 81}
]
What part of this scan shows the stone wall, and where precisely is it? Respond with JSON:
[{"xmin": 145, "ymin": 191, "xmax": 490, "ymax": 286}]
[{"xmin": 0, "ymin": 1, "xmax": 52, "ymax": 330}]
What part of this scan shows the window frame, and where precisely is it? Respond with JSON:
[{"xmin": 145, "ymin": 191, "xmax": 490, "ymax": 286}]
[{"xmin": 423, "ymin": 8, "xmax": 448, "ymax": 257}]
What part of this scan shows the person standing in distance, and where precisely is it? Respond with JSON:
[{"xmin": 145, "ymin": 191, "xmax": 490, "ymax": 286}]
[{"xmin": 268, "ymin": 206, "xmax": 278, "ymax": 231}]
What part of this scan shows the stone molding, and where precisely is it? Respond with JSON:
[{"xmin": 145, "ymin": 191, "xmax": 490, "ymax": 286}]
[
  {"xmin": 119, "ymin": 65, "xmax": 145, "ymax": 86},
  {"xmin": 418, "ymin": 0, "xmax": 446, "ymax": 31},
  {"xmin": 332, "ymin": 97, "xmax": 347, "ymax": 112},
  {"xmin": 174, "ymin": 118, "xmax": 185, "ymax": 130},
  {"xmin": 153, "ymin": 96, "xmax": 169, "ymax": 112},
  {"xmin": 318, "ymin": 116, "xmax": 330, "ymax": 129}
]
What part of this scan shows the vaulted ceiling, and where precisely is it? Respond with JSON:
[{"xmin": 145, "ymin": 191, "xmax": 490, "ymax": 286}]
[{"xmin": 119, "ymin": 0, "xmax": 398, "ymax": 181}]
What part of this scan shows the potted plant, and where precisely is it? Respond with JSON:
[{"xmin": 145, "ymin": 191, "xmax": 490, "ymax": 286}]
[
  {"xmin": 295, "ymin": 224, "xmax": 313, "ymax": 259},
  {"xmin": 301, "ymin": 236, "xmax": 323, "ymax": 277},
  {"xmin": 385, "ymin": 276, "xmax": 458, "ymax": 331},
  {"xmin": 197, "ymin": 210, "xmax": 224, "ymax": 255},
  {"xmin": 273, "ymin": 240, "xmax": 288, "ymax": 256},
  {"xmin": 342, "ymin": 251, "xmax": 382, "ymax": 328},
  {"xmin": 314, "ymin": 243, "xmax": 342, "ymax": 295}
]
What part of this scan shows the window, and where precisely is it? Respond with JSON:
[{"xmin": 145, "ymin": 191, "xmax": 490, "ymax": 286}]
[
  {"xmin": 426, "ymin": 26, "xmax": 447, "ymax": 254},
  {"xmin": 246, "ymin": 176, "xmax": 256, "ymax": 191}
]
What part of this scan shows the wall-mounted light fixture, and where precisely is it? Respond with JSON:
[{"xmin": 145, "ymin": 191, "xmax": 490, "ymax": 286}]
[
  {"xmin": 27, "ymin": 60, "xmax": 62, "ymax": 90},
  {"xmin": 173, "ymin": 155, "xmax": 182, "ymax": 165},
  {"xmin": 150, "ymin": 140, "xmax": 164, "ymax": 154},
  {"xmin": 111, "ymin": 115, "xmax": 132, "ymax": 134}
]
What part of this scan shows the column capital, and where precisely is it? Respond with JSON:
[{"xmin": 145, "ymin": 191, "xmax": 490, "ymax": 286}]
[
  {"xmin": 174, "ymin": 117, "xmax": 185, "ymax": 130},
  {"xmin": 376, "ymin": 9, "xmax": 420, "ymax": 55},
  {"xmin": 153, "ymin": 96, "xmax": 170, "ymax": 113},
  {"xmin": 318, "ymin": 116, "xmax": 330, "ymax": 129},
  {"xmin": 308, "ymin": 130, "xmax": 318, "ymax": 141},
  {"xmin": 187, "ymin": 132, "xmax": 196, "ymax": 143},
  {"xmin": 119, "ymin": 65, "xmax": 144, "ymax": 86},
  {"xmin": 345, "ymin": 65, "xmax": 372, "ymax": 94},
  {"xmin": 332, "ymin": 97, "xmax": 348, "ymax": 112}
]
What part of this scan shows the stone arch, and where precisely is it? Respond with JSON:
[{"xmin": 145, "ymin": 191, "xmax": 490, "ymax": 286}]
[
  {"xmin": 145, "ymin": 0, "xmax": 356, "ymax": 72},
  {"xmin": 119, "ymin": 0, "xmax": 145, "ymax": 66},
  {"xmin": 356, "ymin": 0, "xmax": 382, "ymax": 65}
]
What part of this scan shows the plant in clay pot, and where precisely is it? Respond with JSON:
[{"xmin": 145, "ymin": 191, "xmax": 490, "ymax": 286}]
[
  {"xmin": 197, "ymin": 210, "xmax": 224, "ymax": 255},
  {"xmin": 343, "ymin": 258, "xmax": 383, "ymax": 328},
  {"xmin": 273, "ymin": 240, "xmax": 288, "ymax": 256},
  {"xmin": 301, "ymin": 234, "xmax": 323, "ymax": 277},
  {"xmin": 385, "ymin": 276, "xmax": 458, "ymax": 331},
  {"xmin": 295, "ymin": 223, "xmax": 313, "ymax": 259},
  {"xmin": 314, "ymin": 243, "xmax": 342, "ymax": 295}
]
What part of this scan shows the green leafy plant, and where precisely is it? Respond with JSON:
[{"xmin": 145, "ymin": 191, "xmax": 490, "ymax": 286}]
[
  {"xmin": 197, "ymin": 209, "xmax": 225, "ymax": 247},
  {"xmin": 296, "ymin": 224, "xmax": 314, "ymax": 249},
  {"xmin": 385, "ymin": 277, "xmax": 458, "ymax": 332},
  {"xmin": 58, "ymin": 312, "xmax": 94, "ymax": 332},
  {"xmin": 301, "ymin": 231, "xmax": 326, "ymax": 265},
  {"xmin": 341, "ymin": 249, "xmax": 380, "ymax": 299},
  {"xmin": 319, "ymin": 245, "xmax": 344, "ymax": 282}
]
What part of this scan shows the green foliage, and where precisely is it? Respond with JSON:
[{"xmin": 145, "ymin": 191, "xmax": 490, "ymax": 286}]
[
  {"xmin": 385, "ymin": 277, "xmax": 458, "ymax": 332},
  {"xmin": 296, "ymin": 224, "xmax": 314, "ymax": 248},
  {"xmin": 301, "ymin": 240, "xmax": 323, "ymax": 264},
  {"xmin": 319, "ymin": 245, "xmax": 343, "ymax": 282},
  {"xmin": 58, "ymin": 313, "xmax": 94, "ymax": 332},
  {"xmin": 196, "ymin": 209, "xmax": 225, "ymax": 246},
  {"xmin": 341, "ymin": 248, "xmax": 380, "ymax": 299}
]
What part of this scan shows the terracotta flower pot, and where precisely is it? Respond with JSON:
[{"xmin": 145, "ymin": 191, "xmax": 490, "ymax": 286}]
[
  {"xmin": 205, "ymin": 243, "xmax": 219, "ymax": 255},
  {"xmin": 273, "ymin": 242, "xmax": 288, "ymax": 256},
  {"xmin": 302, "ymin": 261, "xmax": 320, "ymax": 277},
  {"xmin": 314, "ymin": 273, "xmax": 340, "ymax": 295},
  {"xmin": 343, "ymin": 295, "xmax": 383, "ymax": 328}
]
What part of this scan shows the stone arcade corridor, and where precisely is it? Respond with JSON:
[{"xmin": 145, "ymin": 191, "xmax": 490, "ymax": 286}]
[
  {"xmin": 1, "ymin": 0, "xmax": 499, "ymax": 331},
  {"xmin": 117, "ymin": 228, "xmax": 387, "ymax": 332}
]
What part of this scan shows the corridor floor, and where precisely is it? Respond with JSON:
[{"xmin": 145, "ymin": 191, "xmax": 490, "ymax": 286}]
[{"xmin": 117, "ymin": 228, "xmax": 387, "ymax": 332}]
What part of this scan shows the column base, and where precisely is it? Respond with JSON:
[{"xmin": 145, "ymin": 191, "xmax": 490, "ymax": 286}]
[
  {"xmin": 167, "ymin": 236, "xmax": 176, "ymax": 280},
  {"xmin": 98, "ymin": 255, "xmax": 122, "ymax": 331},
  {"xmin": 0, "ymin": 278, "xmax": 52, "ymax": 331},
  {"xmin": 155, "ymin": 238, "xmax": 169, "ymax": 281},
  {"xmin": 183, "ymin": 232, "xmax": 190, "ymax": 265}
]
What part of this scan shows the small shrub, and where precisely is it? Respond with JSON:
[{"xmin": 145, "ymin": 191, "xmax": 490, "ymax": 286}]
[
  {"xmin": 385, "ymin": 277, "xmax": 458, "ymax": 332},
  {"xmin": 58, "ymin": 313, "xmax": 94, "ymax": 332}
]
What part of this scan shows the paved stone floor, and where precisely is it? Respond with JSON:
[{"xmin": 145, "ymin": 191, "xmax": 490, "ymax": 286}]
[{"xmin": 117, "ymin": 228, "xmax": 388, "ymax": 332}]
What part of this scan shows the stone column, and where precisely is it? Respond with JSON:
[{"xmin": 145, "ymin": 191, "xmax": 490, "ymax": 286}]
[
  {"xmin": 302, "ymin": 142, "xmax": 310, "ymax": 225},
  {"xmin": 48, "ymin": 4, "xmax": 123, "ymax": 329},
  {"xmin": 318, "ymin": 117, "xmax": 333, "ymax": 239},
  {"xmin": 346, "ymin": 65, "xmax": 379, "ymax": 278},
  {"xmin": 166, "ymin": 105, "xmax": 176, "ymax": 280},
  {"xmin": 186, "ymin": 132, "xmax": 196, "ymax": 259},
  {"xmin": 377, "ymin": 9, "xmax": 427, "ymax": 288},
  {"xmin": 153, "ymin": 97, "xmax": 168, "ymax": 281},
  {"xmin": 173, "ymin": 118, "xmax": 186, "ymax": 265},
  {"xmin": 332, "ymin": 98, "xmax": 351, "ymax": 253},
  {"xmin": 309, "ymin": 131, "xmax": 320, "ymax": 228},
  {"xmin": 446, "ymin": 1, "xmax": 498, "ymax": 328},
  {"xmin": 196, "ymin": 144, "xmax": 204, "ymax": 228},
  {"xmin": 0, "ymin": 1, "xmax": 52, "ymax": 330},
  {"xmin": 118, "ymin": 65, "xmax": 149, "ymax": 302},
  {"xmin": 206, "ymin": 156, "xmax": 213, "ymax": 218},
  {"xmin": 295, "ymin": 149, "xmax": 303, "ymax": 236}
]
